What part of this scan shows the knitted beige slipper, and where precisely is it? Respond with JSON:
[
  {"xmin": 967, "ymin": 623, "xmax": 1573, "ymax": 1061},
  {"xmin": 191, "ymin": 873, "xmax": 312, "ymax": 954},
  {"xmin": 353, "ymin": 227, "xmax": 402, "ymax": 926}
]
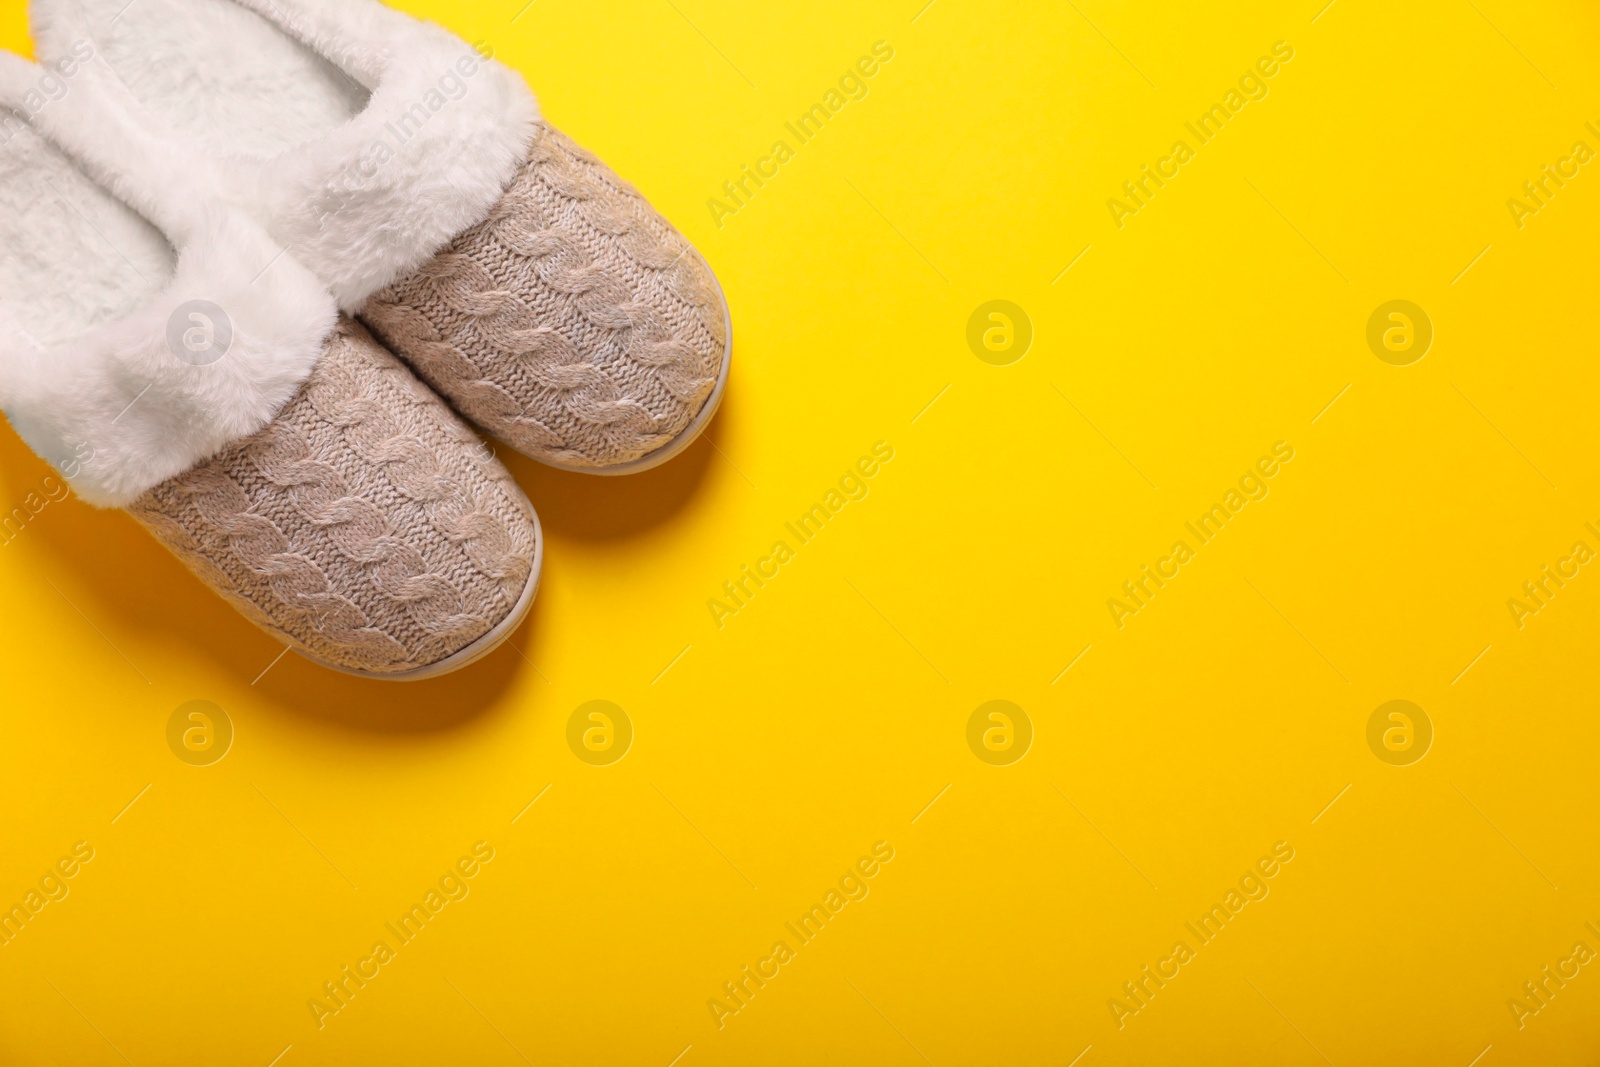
[
  {"xmin": 0, "ymin": 52, "xmax": 540, "ymax": 679},
  {"xmin": 35, "ymin": 0, "xmax": 732, "ymax": 475},
  {"xmin": 362, "ymin": 123, "xmax": 732, "ymax": 475},
  {"xmin": 132, "ymin": 319, "xmax": 543, "ymax": 679}
]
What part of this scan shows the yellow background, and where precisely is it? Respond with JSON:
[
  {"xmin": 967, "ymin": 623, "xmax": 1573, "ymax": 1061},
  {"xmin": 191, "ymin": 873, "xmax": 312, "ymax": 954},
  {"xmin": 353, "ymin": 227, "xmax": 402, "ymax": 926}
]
[{"xmin": 3, "ymin": 0, "xmax": 1600, "ymax": 1063}]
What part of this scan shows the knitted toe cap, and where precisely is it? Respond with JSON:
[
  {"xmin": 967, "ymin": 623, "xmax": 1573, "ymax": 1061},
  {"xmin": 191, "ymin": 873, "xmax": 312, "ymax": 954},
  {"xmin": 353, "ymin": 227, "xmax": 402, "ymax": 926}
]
[
  {"xmin": 130, "ymin": 317, "xmax": 540, "ymax": 677},
  {"xmin": 360, "ymin": 121, "xmax": 730, "ymax": 471}
]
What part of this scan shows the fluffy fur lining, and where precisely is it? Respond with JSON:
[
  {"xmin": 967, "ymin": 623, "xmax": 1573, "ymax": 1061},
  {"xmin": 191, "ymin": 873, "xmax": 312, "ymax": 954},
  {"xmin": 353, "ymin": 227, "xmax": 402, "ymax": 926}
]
[
  {"xmin": 33, "ymin": 0, "xmax": 541, "ymax": 312},
  {"xmin": 0, "ymin": 117, "xmax": 173, "ymax": 352},
  {"xmin": 0, "ymin": 52, "xmax": 335, "ymax": 507}
]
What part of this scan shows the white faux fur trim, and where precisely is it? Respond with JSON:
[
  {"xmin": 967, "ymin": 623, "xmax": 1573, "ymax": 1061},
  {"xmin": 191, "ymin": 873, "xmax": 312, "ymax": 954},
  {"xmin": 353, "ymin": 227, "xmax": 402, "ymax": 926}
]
[
  {"xmin": 33, "ymin": 0, "xmax": 541, "ymax": 312},
  {"xmin": 0, "ymin": 51, "xmax": 335, "ymax": 507}
]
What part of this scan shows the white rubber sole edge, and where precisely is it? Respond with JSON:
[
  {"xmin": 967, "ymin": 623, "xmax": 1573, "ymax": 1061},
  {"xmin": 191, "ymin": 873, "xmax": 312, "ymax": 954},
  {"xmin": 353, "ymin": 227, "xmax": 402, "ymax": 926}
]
[
  {"xmin": 536, "ymin": 246, "xmax": 733, "ymax": 477},
  {"xmin": 299, "ymin": 477, "xmax": 545, "ymax": 682}
]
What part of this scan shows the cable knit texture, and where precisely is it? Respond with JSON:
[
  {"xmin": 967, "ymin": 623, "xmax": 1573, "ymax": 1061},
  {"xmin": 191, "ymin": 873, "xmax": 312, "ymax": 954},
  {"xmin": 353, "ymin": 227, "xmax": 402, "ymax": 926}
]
[
  {"xmin": 129, "ymin": 318, "xmax": 538, "ymax": 675},
  {"xmin": 360, "ymin": 122, "xmax": 729, "ymax": 469}
]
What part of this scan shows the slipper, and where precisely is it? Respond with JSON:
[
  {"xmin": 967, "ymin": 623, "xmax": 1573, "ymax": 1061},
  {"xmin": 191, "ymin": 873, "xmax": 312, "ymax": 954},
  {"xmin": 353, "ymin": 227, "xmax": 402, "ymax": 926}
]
[
  {"xmin": 33, "ymin": 0, "xmax": 733, "ymax": 475},
  {"xmin": 0, "ymin": 51, "xmax": 542, "ymax": 679}
]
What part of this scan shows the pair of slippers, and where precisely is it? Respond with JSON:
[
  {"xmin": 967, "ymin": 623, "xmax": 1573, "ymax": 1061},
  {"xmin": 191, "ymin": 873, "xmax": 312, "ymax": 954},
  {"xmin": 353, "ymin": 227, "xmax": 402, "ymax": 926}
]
[{"xmin": 0, "ymin": 0, "xmax": 732, "ymax": 679}]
